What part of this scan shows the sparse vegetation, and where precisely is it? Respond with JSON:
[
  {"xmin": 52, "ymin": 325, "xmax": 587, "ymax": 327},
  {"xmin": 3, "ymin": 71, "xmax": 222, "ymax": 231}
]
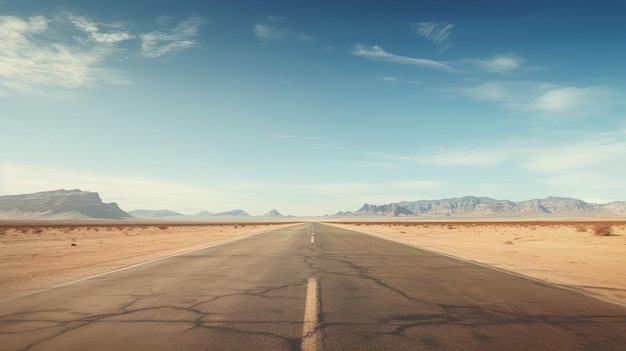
[
  {"xmin": 575, "ymin": 225, "xmax": 588, "ymax": 233},
  {"xmin": 591, "ymin": 224, "xmax": 612, "ymax": 237}
]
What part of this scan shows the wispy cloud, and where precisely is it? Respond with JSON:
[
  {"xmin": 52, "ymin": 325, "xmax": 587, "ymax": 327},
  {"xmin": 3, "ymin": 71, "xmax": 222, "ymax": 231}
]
[
  {"xmin": 462, "ymin": 54, "xmax": 525, "ymax": 73},
  {"xmin": 0, "ymin": 15, "xmax": 120, "ymax": 95},
  {"xmin": 253, "ymin": 17, "xmax": 314, "ymax": 43},
  {"xmin": 411, "ymin": 21, "xmax": 454, "ymax": 52},
  {"xmin": 378, "ymin": 76, "xmax": 399, "ymax": 85},
  {"xmin": 69, "ymin": 14, "xmax": 133, "ymax": 44},
  {"xmin": 0, "ymin": 12, "xmax": 206, "ymax": 95},
  {"xmin": 140, "ymin": 16, "xmax": 206, "ymax": 58},
  {"xmin": 525, "ymin": 131, "xmax": 626, "ymax": 173},
  {"xmin": 363, "ymin": 147, "xmax": 510, "ymax": 167},
  {"xmin": 275, "ymin": 134, "xmax": 297, "ymax": 139},
  {"xmin": 464, "ymin": 81, "xmax": 618, "ymax": 117},
  {"xmin": 350, "ymin": 44, "xmax": 453, "ymax": 71},
  {"xmin": 521, "ymin": 131, "xmax": 626, "ymax": 199}
]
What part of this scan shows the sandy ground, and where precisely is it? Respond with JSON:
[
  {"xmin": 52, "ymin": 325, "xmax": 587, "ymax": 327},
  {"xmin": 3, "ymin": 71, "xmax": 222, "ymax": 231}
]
[
  {"xmin": 0, "ymin": 223, "xmax": 294, "ymax": 300},
  {"xmin": 330, "ymin": 221, "xmax": 626, "ymax": 305}
]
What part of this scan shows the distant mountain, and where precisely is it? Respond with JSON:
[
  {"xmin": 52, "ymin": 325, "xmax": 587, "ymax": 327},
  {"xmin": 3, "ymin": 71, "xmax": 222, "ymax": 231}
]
[
  {"xmin": 0, "ymin": 189, "xmax": 131, "ymax": 220},
  {"xmin": 128, "ymin": 209, "xmax": 184, "ymax": 218},
  {"xmin": 128, "ymin": 209, "xmax": 251, "ymax": 218},
  {"xmin": 263, "ymin": 209, "xmax": 283, "ymax": 217},
  {"xmin": 352, "ymin": 196, "xmax": 626, "ymax": 217},
  {"xmin": 192, "ymin": 209, "xmax": 250, "ymax": 217}
]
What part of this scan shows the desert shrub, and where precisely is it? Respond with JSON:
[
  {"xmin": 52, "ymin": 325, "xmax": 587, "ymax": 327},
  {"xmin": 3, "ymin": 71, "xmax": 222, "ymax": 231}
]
[
  {"xmin": 591, "ymin": 224, "xmax": 612, "ymax": 236},
  {"xmin": 575, "ymin": 225, "xmax": 587, "ymax": 233},
  {"xmin": 157, "ymin": 225, "xmax": 169, "ymax": 230}
]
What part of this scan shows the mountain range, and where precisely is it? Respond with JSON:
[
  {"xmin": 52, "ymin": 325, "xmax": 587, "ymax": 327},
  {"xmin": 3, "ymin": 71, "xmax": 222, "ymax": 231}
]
[
  {"xmin": 350, "ymin": 196, "xmax": 626, "ymax": 217},
  {"xmin": 128, "ymin": 209, "xmax": 251, "ymax": 218},
  {"xmin": 0, "ymin": 190, "xmax": 285, "ymax": 220},
  {"xmin": 2, "ymin": 190, "xmax": 626, "ymax": 220}
]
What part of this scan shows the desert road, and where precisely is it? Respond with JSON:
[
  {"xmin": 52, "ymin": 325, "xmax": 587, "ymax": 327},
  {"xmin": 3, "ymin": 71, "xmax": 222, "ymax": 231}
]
[{"xmin": 1, "ymin": 223, "xmax": 626, "ymax": 350}]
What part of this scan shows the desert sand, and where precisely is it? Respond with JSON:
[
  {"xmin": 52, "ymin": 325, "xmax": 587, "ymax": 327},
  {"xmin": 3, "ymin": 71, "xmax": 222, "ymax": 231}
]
[
  {"xmin": 0, "ymin": 222, "xmax": 294, "ymax": 300},
  {"xmin": 330, "ymin": 221, "xmax": 626, "ymax": 305}
]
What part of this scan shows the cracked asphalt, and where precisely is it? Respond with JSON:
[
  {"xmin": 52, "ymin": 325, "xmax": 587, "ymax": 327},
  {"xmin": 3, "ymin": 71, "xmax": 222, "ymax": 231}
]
[{"xmin": 1, "ymin": 223, "xmax": 626, "ymax": 350}]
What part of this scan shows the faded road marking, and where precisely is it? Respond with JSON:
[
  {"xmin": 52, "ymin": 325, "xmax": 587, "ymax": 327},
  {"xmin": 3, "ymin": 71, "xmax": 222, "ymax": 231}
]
[{"xmin": 301, "ymin": 278, "xmax": 322, "ymax": 351}]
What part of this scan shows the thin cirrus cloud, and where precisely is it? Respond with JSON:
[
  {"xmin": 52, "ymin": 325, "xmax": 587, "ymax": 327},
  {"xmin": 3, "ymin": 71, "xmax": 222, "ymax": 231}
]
[
  {"xmin": 253, "ymin": 19, "xmax": 314, "ymax": 43},
  {"xmin": 363, "ymin": 148, "xmax": 510, "ymax": 168},
  {"xmin": 524, "ymin": 131, "xmax": 626, "ymax": 173},
  {"xmin": 0, "ymin": 12, "xmax": 205, "ymax": 95},
  {"xmin": 522, "ymin": 131, "xmax": 626, "ymax": 199},
  {"xmin": 411, "ymin": 21, "xmax": 454, "ymax": 52},
  {"xmin": 378, "ymin": 76, "xmax": 399, "ymax": 85},
  {"xmin": 462, "ymin": 54, "xmax": 525, "ymax": 74},
  {"xmin": 140, "ymin": 16, "xmax": 206, "ymax": 58},
  {"xmin": 69, "ymin": 14, "xmax": 134, "ymax": 44},
  {"xmin": 464, "ymin": 81, "xmax": 617, "ymax": 117},
  {"xmin": 350, "ymin": 44, "xmax": 454, "ymax": 71}
]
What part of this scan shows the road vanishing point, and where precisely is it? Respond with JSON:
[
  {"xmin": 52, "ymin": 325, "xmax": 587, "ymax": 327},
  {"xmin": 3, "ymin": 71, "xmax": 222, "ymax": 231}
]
[{"xmin": 1, "ymin": 223, "xmax": 626, "ymax": 350}]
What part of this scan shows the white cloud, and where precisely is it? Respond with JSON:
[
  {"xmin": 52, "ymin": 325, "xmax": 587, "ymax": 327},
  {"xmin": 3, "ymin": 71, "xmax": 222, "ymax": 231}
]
[
  {"xmin": 525, "ymin": 132, "xmax": 626, "ymax": 173},
  {"xmin": 532, "ymin": 86, "xmax": 613, "ymax": 114},
  {"xmin": 350, "ymin": 44, "xmax": 453, "ymax": 71},
  {"xmin": 140, "ymin": 16, "xmax": 206, "ymax": 58},
  {"xmin": 464, "ymin": 81, "xmax": 618, "ymax": 117},
  {"xmin": 463, "ymin": 54, "xmax": 524, "ymax": 73},
  {"xmin": 275, "ymin": 134, "xmax": 297, "ymax": 139},
  {"xmin": 0, "ymin": 12, "xmax": 206, "ymax": 95},
  {"xmin": 253, "ymin": 19, "xmax": 314, "ymax": 43},
  {"xmin": 0, "ymin": 15, "xmax": 120, "ymax": 94},
  {"xmin": 411, "ymin": 21, "xmax": 454, "ymax": 52},
  {"xmin": 521, "ymin": 131, "xmax": 626, "ymax": 199},
  {"xmin": 378, "ymin": 76, "xmax": 398, "ymax": 85},
  {"xmin": 69, "ymin": 15, "xmax": 133, "ymax": 44}
]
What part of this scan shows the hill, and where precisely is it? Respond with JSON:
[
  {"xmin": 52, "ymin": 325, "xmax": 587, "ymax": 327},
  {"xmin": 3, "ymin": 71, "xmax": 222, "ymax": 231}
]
[{"xmin": 0, "ymin": 189, "xmax": 131, "ymax": 220}]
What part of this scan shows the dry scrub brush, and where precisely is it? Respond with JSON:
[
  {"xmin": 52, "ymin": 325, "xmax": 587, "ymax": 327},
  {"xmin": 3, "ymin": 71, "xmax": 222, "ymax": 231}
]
[{"xmin": 591, "ymin": 224, "xmax": 612, "ymax": 236}]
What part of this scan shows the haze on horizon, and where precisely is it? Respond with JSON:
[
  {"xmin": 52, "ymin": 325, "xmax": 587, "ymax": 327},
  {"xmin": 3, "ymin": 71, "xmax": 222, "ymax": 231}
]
[{"xmin": 1, "ymin": 0, "xmax": 625, "ymax": 216}]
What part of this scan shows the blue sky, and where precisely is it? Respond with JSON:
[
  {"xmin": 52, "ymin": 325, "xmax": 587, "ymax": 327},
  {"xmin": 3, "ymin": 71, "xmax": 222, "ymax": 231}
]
[{"xmin": 1, "ymin": 0, "xmax": 625, "ymax": 216}]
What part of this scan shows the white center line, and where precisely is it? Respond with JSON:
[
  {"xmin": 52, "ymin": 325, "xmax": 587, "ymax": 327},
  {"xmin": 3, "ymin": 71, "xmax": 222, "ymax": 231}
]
[
  {"xmin": 301, "ymin": 278, "xmax": 321, "ymax": 351},
  {"xmin": 310, "ymin": 236, "xmax": 315, "ymax": 243}
]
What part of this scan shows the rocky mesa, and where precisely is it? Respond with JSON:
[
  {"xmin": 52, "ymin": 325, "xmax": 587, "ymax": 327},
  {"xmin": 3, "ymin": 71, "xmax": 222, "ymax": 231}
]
[{"xmin": 0, "ymin": 189, "xmax": 131, "ymax": 220}]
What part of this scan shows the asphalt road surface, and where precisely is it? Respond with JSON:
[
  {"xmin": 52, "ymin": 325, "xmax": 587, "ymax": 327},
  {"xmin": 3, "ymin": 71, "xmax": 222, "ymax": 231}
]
[{"xmin": 1, "ymin": 223, "xmax": 626, "ymax": 350}]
